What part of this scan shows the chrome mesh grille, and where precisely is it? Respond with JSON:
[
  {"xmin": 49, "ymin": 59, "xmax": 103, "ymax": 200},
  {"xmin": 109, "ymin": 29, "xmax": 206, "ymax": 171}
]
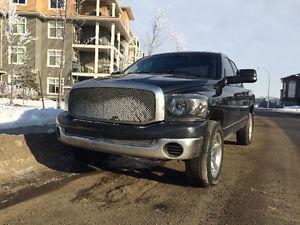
[{"xmin": 68, "ymin": 87, "xmax": 156, "ymax": 124}]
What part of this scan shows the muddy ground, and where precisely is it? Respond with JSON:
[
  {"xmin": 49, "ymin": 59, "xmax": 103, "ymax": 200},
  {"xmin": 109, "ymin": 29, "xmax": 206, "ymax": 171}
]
[{"xmin": 0, "ymin": 112, "xmax": 299, "ymax": 225}]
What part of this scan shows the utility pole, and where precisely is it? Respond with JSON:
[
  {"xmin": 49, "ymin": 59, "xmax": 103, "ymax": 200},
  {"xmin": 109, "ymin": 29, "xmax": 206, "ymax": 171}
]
[{"xmin": 258, "ymin": 67, "xmax": 271, "ymax": 109}]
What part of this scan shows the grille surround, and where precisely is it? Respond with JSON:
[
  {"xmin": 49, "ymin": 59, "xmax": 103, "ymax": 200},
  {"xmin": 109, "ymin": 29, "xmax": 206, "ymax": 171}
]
[{"xmin": 68, "ymin": 83, "xmax": 165, "ymax": 125}]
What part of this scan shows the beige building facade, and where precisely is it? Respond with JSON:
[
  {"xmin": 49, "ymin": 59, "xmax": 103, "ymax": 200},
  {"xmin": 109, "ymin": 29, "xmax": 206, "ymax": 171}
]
[{"xmin": 0, "ymin": 0, "xmax": 143, "ymax": 96}]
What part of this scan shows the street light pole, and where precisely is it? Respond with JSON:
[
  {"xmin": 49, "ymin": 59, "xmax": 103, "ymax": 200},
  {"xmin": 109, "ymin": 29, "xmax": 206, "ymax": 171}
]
[{"xmin": 258, "ymin": 67, "xmax": 271, "ymax": 109}]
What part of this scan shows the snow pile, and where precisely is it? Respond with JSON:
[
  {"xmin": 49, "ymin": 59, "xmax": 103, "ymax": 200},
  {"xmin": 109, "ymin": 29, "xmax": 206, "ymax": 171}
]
[
  {"xmin": 279, "ymin": 106, "xmax": 300, "ymax": 113},
  {"xmin": 0, "ymin": 98, "xmax": 60, "ymax": 108},
  {"xmin": 257, "ymin": 105, "xmax": 300, "ymax": 114},
  {"xmin": 0, "ymin": 98, "xmax": 64, "ymax": 130},
  {"xmin": 284, "ymin": 105, "xmax": 300, "ymax": 110}
]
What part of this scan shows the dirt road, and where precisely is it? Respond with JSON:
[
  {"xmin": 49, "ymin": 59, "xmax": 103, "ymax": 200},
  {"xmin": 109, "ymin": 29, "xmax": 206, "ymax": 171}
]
[{"xmin": 0, "ymin": 112, "xmax": 299, "ymax": 225}]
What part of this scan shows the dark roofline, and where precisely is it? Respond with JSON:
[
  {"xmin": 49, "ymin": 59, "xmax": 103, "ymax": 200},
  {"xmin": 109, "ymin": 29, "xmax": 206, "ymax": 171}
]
[
  {"xmin": 149, "ymin": 51, "xmax": 221, "ymax": 57},
  {"xmin": 281, "ymin": 74, "xmax": 300, "ymax": 80}
]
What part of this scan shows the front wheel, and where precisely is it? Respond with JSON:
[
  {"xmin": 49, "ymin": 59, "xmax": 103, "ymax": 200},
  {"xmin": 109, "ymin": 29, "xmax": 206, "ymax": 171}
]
[
  {"xmin": 236, "ymin": 113, "xmax": 253, "ymax": 145},
  {"xmin": 185, "ymin": 121, "xmax": 224, "ymax": 187}
]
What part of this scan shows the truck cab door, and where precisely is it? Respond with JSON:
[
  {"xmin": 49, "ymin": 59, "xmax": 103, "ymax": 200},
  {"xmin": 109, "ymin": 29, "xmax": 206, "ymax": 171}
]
[
  {"xmin": 228, "ymin": 60, "xmax": 251, "ymax": 120},
  {"xmin": 221, "ymin": 58, "xmax": 243, "ymax": 133}
]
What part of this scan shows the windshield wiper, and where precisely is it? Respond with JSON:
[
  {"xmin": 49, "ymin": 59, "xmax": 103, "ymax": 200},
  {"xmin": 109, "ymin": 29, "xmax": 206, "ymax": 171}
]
[
  {"xmin": 126, "ymin": 71, "xmax": 153, "ymax": 74},
  {"xmin": 167, "ymin": 70, "xmax": 203, "ymax": 79}
]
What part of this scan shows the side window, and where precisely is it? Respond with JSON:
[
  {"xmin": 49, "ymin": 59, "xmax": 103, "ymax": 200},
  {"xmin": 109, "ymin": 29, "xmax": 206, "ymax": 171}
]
[{"xmin": 224, "ymin": 58, "xmax": 234, "ymax": 77}]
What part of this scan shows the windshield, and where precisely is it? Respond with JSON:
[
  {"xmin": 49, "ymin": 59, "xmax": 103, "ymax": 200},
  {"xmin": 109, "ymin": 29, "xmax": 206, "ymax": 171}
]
[{"xmin": 124, "ymin": 53, "xmax": 220, "ymax": 79}]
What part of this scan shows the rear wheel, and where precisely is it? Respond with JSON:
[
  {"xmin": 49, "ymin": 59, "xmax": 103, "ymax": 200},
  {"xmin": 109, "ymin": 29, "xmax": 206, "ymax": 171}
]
[
  {"xmin": 236, "ymin": 113, "xmax": 253, "ymax": 145},
  {"xmin": 185, "ymin": 121, "xmax": 224, "ymax": 187}
]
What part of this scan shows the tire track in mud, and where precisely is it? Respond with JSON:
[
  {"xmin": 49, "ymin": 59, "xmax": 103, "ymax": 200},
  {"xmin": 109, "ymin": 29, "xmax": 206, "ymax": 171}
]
[
  {"xmin": 216, "ymin": 117, "xmax": 300, "ymax": 225},
  {"xmin": 1, "ymin": 115, "xmax": 299, "ymax": 225},
  {"xmin": 71, "ymin": 173, "xmax": 158, "ymax": 206},
  {"xmin": 0, "ymin": 171, "xmax": 87, "ymax": 210}
]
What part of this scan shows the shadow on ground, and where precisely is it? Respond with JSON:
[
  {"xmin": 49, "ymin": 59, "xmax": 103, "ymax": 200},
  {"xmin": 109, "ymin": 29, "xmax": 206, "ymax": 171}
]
[
  {"xmin": 224, "ymin": 140, "xmax": 239, "ymax": 145},
  {"xmin": 23, "ymin": 133, "xmax": 93, "ymax": 174},
  {"xmin": 24, "ymin": 133, "xmax": 190, "ymax": 187}
]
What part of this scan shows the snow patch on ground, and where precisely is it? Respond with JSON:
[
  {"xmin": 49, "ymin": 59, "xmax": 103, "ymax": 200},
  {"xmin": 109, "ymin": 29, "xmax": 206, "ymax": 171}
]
[
  {"xmin": 284, "ymin": 105, "xmax": 300, "ymax": 110},
  {"xmin": 257, "ymin": 106, "xmax": 300, "ymax": 114},
  {"xmin": 0, "ymin": 98, "xmax": 64, "ymax": 129}
]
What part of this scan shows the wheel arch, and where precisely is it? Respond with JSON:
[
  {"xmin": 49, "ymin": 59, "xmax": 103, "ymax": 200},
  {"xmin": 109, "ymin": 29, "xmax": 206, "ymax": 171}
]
[
  {"xmin": 250, "ymin": 104, "xmax": 255, "ymax": 116},
  {"xmin": 208, "ymin": 110, "xmax": 224, "ymax": 127}
]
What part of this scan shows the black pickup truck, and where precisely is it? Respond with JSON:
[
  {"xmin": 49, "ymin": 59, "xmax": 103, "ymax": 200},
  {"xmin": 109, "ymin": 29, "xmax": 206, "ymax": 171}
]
[{"xmin": 56, "ymin": 52, "xmax": 257, "ymax": 187}]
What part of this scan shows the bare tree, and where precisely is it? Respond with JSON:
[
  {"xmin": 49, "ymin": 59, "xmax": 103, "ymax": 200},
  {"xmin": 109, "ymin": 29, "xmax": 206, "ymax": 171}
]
[
  {"xmin": 0, "ymin": 1, "xmax": 35, "ymax": 105},
  {"xmin": 0, "ymin": 0, "xmax": 8, "ymax": 11},
  {"xmin": 52, "ymin": 0, "xmax": 72, "ymax": 109},
  {"xmin": 170, "ymin": 31, "xmax": 188, "ymax": 52},
  {"xmin": 54, "ymin": 0, "xmax": 86, "ymax": 109},
  {"xmin": 15, "ymin": 57, "xmax": 38, "ymax": 92},
  {"xmin": 143, "ymin": 8, "xmax": 168, "ymax": 56}
]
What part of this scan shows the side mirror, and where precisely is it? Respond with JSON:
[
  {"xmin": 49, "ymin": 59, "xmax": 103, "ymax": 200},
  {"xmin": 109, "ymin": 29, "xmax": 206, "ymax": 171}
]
[
  {"xmin": 227, "ymin": 69, "xmax": 257, "ymax": 84},
  {"xmin": 111, "ymin": 70, "xmax": 123, "ymax": 75}
]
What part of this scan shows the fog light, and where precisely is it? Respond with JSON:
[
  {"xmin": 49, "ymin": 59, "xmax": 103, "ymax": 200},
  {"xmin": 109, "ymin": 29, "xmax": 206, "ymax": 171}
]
[{"xmin": 164, "ymin": 143, "xmax": 184, "ymax": 158}]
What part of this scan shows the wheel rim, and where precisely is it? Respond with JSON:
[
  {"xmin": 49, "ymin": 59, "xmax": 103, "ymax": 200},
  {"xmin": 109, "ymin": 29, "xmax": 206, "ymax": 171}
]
[
  {"xmin": 210, "ymin": 132, "xmax": 222, "ymax": 179},
  {"xmin": 248, "ymin": 116, "xmax": 253, "ymax": 141}
]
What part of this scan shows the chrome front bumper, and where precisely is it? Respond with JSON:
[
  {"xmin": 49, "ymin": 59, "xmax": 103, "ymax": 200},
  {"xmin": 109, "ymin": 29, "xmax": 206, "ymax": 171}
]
[{"xmin": 57, "ymin": 127, "xmax": 203, "ymax": 160}]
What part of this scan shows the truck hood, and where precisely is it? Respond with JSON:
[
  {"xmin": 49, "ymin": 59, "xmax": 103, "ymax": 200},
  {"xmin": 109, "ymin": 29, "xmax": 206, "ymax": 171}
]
[{"xmin": 73, "ymin": 74, "xmax": 217, "ymax": 94}]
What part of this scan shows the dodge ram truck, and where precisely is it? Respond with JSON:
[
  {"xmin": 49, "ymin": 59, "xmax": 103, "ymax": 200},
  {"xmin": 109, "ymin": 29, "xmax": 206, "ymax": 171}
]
[{"xmin": 56, "ymin": 52, "xmax": 257, "ymax": 187}]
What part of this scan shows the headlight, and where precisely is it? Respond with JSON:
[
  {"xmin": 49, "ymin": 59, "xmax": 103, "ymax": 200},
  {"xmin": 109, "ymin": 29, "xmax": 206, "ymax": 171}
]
[
  {"xmin": 169, "ymin": 97, "xmax": 188, "ymax": 116},
  {"xmin": 167, "ymin": 94, "xmax": 208, "ymax": 120}
]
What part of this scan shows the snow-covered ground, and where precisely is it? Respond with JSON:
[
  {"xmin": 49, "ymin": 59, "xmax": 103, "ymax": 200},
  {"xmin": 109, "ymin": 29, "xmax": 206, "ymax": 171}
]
[
  {"xmin": 256, "ymin": 105, "xmax": 300, "ymax": 114},
  {"xmin": 0, "ymin": 98, "xmax": 64, "ymax": 130},
  {"xmin": 275, "ymin": 106, "xmax": 300, "ymax": 113}
]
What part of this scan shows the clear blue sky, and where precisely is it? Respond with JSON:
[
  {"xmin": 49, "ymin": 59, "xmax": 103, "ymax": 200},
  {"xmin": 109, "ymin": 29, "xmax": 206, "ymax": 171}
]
[{"xmin": 120, "ymin": 0, "xmax": 300, "ymax": 98}]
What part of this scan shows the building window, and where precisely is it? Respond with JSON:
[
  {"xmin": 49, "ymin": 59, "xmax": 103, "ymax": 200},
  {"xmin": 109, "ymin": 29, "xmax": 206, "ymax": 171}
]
[
  {"xmin": 48, "ymin": 21, "xmax": 64, "ymax": 39},
  {"xmin": 288, "ymin": 80, "xmax": 296, "ymax": 98},
  {"xmin": 13, "ymin": 0, "xmax": 26, "ymax": 4},
  {"xmin": 47, "ymin": 78, "xmax": 64, "ymax": 94},
  {"xmin": 282, "ymin": 82, "xmax": 287, "ymax": 98},
  {"xmin": 10, "ymin": 46, "xmax": 26, "ymax": 64},
  {"xmin": 47, "ymin": 50, "xmax": 62, "ymax": 67},
  {"xmin": 13, "ymin": 17, "xmax": 26, "ymax": 35},
  {"xmin": 49, "ymin": 0, "xmax": 65, "ymax": 9}
]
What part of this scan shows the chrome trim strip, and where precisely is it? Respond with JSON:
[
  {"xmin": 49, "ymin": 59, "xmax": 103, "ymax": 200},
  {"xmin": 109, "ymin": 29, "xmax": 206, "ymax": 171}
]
[
  {"xmin": 70, "ymin": 81, "xmax": 165, "ymax": 124},
  {"xmin": 58, "ymin": 127, "xmax": 202, "ymax": 160},
  {"xmin": 221, "ymin": 105, "xmax": 250, "ymax": 109},
  {"xmin": 223, "ymin": 116, "xmax": 248, "ymax": 130}
]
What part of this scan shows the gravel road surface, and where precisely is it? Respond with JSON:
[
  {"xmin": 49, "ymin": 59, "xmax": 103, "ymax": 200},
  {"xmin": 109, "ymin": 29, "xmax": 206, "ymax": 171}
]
[{"xmin": 0, "ymin": 112, "xmax": 299, "ymax": 225}]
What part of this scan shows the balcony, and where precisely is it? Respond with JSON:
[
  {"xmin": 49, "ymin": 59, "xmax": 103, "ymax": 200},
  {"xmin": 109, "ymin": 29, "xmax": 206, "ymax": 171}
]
[
  {"xmin": 80, "ymin": 4, "xmax": 113, "ymax": 17},
  {"xmin": 78, "ymin": 0, "xmax": 120, "ymax": 17},
  {"xmin": 73, "ymin": 0, "xmax": 132, "ymax": 40},
  {"xmin": 72, "ymin": 52, "xmax": 111, "ymax": 76},
  {"xmin": 74, "ymin": 25, "xmax": 112, "ymax": 46}
]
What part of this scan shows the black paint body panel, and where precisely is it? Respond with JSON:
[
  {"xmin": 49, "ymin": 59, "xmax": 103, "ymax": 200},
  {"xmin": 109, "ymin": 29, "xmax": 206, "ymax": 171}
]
[
  {"xmin": 59, "ymin": 52, "xmax": 255, "ymax": 140},
  {"xmin": 57, "ymin": 112, "xmax": 208, "ymax": 140}
]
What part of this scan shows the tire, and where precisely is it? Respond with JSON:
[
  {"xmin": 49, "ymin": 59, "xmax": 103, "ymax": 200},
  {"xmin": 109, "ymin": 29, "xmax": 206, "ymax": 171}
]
[
  {"xmin": 236, "ymin": 113, "xmax": 253, "ymax": 145},
  {"xmin": 72, "ymin": 147, "xmax": 110, "ymax": 165},
  {"xmin": 185, "ymin": 121, "xmax": 224, "ymax": 187}
]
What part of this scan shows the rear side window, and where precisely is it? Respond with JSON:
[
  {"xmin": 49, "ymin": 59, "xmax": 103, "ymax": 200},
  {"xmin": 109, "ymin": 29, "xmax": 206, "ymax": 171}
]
[
  {"xmin": 224, "ymin": 58, "xmax": 235, "ymax": 77},
  {"xmin": 229, "ymin": 60, "xmax": 238, "ymax": 76}
]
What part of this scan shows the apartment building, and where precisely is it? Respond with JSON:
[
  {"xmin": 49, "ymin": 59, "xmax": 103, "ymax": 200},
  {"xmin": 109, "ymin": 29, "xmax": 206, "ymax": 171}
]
[{"xmin": 0, "ymin": 0, "xmax": 142, "ymax": 96}]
